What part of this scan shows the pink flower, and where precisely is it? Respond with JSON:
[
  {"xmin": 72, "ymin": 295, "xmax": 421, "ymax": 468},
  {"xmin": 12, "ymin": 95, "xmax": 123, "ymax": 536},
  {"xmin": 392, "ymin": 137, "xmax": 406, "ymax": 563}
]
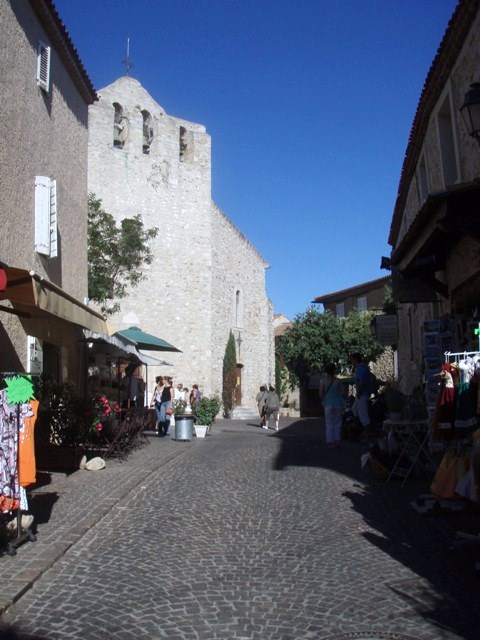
[{"xmin": 96, "ymin": 422, "xmax": 103, "ymax": 432}]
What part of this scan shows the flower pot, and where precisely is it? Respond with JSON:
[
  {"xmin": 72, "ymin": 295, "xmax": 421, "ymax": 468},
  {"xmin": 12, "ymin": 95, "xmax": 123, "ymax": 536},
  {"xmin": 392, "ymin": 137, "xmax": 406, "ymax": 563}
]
[{"xmin": 194, "ymin": 425, "xmax": 208, "ymax": 438}]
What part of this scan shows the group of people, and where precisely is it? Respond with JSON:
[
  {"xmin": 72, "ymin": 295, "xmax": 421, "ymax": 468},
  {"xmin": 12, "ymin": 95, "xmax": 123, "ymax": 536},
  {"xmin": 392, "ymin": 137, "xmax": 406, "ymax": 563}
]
[
  {"xmin": 150, "ymin": 378, "xmax": 202, "ymax": 437},
  {"xmin": 256, "ymin": 385, "xmax": 280, "ymax": 430},
  {"xmin": 319, "ymin": 353, "xmax": 372, "ymax": 448}
]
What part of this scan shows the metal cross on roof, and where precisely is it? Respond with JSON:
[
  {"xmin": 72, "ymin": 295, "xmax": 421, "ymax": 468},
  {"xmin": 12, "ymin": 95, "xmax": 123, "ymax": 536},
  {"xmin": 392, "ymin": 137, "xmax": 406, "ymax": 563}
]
[{"xmin": 122, "ymin": 38, "xmax": 133, "ymax": 76}]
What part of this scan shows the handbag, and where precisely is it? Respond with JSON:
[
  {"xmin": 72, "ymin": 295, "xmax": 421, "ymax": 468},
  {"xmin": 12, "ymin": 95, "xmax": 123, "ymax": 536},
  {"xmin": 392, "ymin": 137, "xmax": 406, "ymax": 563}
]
[{"xmin": 166, "ymin": 407, "xmax": 173, "ymax": 415}]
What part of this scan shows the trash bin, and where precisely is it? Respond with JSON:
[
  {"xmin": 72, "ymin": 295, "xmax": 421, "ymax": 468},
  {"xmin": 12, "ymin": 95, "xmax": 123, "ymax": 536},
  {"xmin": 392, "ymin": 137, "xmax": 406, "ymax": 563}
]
[{"xmin": 174, "ymin": 415, "xmax": 194, "ymax": 441}]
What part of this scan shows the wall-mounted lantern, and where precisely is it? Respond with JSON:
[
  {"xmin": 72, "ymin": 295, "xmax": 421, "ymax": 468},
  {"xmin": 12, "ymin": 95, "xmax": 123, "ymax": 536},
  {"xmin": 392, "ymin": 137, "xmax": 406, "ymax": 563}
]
[{"xmin": 460, "ymin": 82, "xmax": 480, "ymax": 144}]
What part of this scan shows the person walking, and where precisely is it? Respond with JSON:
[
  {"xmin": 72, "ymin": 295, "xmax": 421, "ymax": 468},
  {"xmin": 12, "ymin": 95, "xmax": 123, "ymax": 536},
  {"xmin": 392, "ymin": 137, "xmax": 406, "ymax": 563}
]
[
  {"xmin": 319, "ymin": 364, "xmax": 346, "ymax": 448},
  {"xmin": 265, "ymin": 384, "xmax": 280, "ymax": 430},
  {"xmin": 159, "ymin": 377, "xmax": 174, "ymax": 437},
  {"xmin": 256, "ymin": 385, "xmax": 269, "ymax": 428},
  {"xmin": 351, "ymin": 353, "xmax": 372, "ymax": 441},
  {"xmin": 190, "ymin": 384, "xmax": 202, "ymax": 407},
  {"xmin": 150, "ymin": 376, "xmax": 164, "ymax": 434}
]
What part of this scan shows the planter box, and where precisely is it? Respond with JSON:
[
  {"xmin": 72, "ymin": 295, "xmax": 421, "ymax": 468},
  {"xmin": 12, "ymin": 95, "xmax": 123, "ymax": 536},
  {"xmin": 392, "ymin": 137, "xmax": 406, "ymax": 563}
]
[{"xmin": 194, "ymin": 425, "xmax": 208, "ymax": 438}]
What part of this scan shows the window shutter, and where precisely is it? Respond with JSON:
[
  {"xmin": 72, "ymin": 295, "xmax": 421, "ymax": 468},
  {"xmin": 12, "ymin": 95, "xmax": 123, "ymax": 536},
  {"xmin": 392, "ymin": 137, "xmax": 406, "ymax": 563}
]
[
  {"xmin": 49, "ymin": 179, "xmax": 58, "ymax": 257},
  {"xmin": 35, "ymin": 176, "xmax": 51, "ymax": 255},
  {"xmin": 37, "ymin": 42, "xmax": 50, "ymax": 93}
]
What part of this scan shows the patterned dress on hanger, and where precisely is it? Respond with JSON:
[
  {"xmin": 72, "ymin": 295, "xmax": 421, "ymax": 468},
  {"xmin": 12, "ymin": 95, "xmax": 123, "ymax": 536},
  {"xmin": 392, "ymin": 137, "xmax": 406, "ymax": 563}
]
[{"xmin": 455, "ymin": 358, "xmax": 478, "ymax": 429}]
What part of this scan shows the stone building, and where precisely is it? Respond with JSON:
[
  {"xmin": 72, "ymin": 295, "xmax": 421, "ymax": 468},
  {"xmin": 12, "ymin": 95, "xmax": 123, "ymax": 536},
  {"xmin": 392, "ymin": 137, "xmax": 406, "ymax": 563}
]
[
  {"xmin": 388, "ymin": 0, "xmax": 480, "ymax": 395},
  {"xmin": 0, "ymin": 0, "xmax": 107, "ymax": 388},
  {"xmin": 88, "ymin": 76, "xmax": 274, "ymax": 411}
]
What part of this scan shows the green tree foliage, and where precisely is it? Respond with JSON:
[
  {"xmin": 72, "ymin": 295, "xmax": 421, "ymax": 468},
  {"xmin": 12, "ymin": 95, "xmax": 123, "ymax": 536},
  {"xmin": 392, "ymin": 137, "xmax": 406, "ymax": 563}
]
[
  {"xmin": 87, "ymin": 194, "xmax": 158, "ymax": 316},
  {"xmin": 277, "ymin": 307, "xmax": 384, "ymax": 384},
  {"xmin": 382, "ymin": 285, "xmax": 396, "ymax": 314},
  {"xmin": 222, "ymin": 331, "xmax": 237, "ymax": 417},
  {"xmin": 342, "ymin": 308, "xmax": 385, "ymax": 364},
  {"xmin": 277, "ymin": 309, "xmax": 343, "ymax": 384}
]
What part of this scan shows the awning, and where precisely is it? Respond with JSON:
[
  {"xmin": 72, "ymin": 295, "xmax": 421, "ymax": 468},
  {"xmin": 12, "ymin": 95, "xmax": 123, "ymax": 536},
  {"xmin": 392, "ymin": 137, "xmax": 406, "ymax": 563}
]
[
  {"xmin": 83, "ymin": 330, "xmax": 172, "ymax": 366},
  {"xmin": 114, "ymin": 326, "xmax": 181, "ymax": 352},
  {"xmin": 0, "ymin": 266, "xmax": 107, "ymax": 333}
]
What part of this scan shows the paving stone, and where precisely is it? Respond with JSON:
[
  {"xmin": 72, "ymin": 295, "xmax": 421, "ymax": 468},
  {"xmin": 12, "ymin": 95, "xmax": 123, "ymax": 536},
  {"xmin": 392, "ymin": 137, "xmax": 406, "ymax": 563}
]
[{"xmin": 1, "ymin": 420, "xmax": 480, "ymax": 639}]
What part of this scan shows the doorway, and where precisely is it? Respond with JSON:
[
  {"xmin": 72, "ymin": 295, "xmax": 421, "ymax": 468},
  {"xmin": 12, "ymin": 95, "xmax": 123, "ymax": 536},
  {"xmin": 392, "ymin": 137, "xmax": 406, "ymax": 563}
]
[{"xmin": 235, "ymin": 364, "xmax": 243, "ymax": 405}]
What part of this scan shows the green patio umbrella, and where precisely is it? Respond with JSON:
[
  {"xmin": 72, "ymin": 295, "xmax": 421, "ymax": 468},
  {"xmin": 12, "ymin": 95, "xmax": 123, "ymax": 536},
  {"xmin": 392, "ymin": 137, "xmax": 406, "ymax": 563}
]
[{"xmin": 114, "ymin": 326, "xmax": 182, "ymax": 352}]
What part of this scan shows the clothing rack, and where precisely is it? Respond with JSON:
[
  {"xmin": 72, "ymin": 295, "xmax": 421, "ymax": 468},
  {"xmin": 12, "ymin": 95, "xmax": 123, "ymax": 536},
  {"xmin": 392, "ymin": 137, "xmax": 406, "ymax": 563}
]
[
  {"xmin": 438, "ymin": 356, "xmax": 480, "ymax": 563},
  {"xmin": 0, "ymin": 372, "xmax": 37, "ymax": 556},
  {"xmin": 444, "ymin": 350, "xmax": 480, "ymax": 362}
]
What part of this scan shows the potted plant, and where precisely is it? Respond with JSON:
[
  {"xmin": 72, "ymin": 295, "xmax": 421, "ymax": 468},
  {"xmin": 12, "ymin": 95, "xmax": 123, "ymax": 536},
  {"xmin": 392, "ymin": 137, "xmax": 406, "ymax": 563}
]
[
  {"xmin": 172, "ymin": 399, "xmax": 194, "ymax": 441},
  {"xmin": 192, "ymin": 396, "xmax": 221, "ymax": 437}
]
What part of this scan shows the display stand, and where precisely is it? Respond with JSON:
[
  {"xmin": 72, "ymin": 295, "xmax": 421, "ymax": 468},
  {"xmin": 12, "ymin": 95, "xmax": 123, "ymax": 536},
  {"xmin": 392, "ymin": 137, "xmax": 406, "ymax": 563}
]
[
  {"xmin": 384, "ymin": 419, "xmax": 435, "ymax": 486},
  {"xmin": 1, "ymin": 374, "xmax": 37, "ymax": 556}
]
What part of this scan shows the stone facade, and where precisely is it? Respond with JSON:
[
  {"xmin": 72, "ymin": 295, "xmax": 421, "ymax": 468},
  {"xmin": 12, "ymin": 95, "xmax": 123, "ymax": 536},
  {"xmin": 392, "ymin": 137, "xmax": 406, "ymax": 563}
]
[
  {"xmin": 389, "ymin": 0, "xmax": 480, "ymax": 393},
  {"xmin": 88, "ymin": 76, "xmax": 273, "ymax": 409},
  {"xmin": 0, "ymin": 0, "xmax": 97, "ymax": 386}
]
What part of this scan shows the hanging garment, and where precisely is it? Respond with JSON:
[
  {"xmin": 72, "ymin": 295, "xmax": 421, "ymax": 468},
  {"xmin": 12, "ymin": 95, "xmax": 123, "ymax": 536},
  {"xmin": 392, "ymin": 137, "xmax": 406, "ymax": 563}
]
[
  {"xmin": 19, "ymin": 399, "xmax": 38, "ymax": 487},
  {"xmin": 431, "ymin": 448, "xmax": 470, "ymax": 500},
  {"xmin": 432, "ymin": 365, "xmax": 456, "ymax": 441},
  {"xmin": 0, "ymin": 389, "xmax": 20, "ymax": 512},
  {"xmin": 455, "ymin": 359, "xmax": 478, "ymax": 429}
]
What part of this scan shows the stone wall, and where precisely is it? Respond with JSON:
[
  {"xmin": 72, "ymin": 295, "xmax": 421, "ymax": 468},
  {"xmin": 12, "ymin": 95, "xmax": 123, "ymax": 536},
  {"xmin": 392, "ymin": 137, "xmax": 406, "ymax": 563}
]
[
  {"xmin": 88, "ymin": 76, "xmax": 273, "ymax": 408},
  {"xmin": 393, "ymin": 8, "xmax": 480, "ymax": 392},
  {"xmin": 0, "ymin": 0, "xmax": 90, "ymax": 382}
]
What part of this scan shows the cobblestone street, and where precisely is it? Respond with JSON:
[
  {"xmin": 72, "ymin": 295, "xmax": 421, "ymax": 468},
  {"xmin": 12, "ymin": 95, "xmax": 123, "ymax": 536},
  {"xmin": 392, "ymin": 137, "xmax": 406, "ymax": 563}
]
[{"xmin": 1, "ymin": 418, "xmax": 480, "ymax": 639}]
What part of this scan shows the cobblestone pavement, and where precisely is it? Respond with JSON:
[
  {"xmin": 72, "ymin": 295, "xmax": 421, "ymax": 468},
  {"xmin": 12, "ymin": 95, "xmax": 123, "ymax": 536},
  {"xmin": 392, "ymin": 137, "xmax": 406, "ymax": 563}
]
[{"xmin": 1, "ymin": 418, "xmax": 480, "ymax": 639}]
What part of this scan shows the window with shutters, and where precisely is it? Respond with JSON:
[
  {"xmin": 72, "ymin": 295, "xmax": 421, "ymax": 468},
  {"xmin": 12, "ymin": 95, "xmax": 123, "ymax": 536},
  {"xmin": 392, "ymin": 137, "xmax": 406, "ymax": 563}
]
[
  {"xmin": 36, "ymin": 41, "xmax": 50, "ymax": 93},
  {"xmin": 35, "ymin": 176, "xmax": 58, "ymax": 257},
  {"xmin": 436, "ymin": 90, "xmax": 460, "ymax": 187},
  {"xmin": 335, "ymin": 303, "xmax": 345, "ymax": 318},
  {"xmin": 357, "ymin": 296, "xmax": 368, "ymax": 312}
]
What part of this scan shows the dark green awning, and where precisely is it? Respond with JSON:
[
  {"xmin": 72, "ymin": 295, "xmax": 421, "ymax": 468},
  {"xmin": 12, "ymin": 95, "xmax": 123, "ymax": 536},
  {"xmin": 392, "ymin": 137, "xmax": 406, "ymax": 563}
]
[{"xmin": 114, "ymin": 326, "xmax": 181, "ymax": 352}]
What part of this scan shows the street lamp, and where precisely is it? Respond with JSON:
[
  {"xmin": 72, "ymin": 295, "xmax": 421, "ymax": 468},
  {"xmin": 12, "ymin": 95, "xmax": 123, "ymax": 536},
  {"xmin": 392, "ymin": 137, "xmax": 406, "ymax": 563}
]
[{"xmin": 459, "ymin": 82, "xmax": 480, "ymax": 144}]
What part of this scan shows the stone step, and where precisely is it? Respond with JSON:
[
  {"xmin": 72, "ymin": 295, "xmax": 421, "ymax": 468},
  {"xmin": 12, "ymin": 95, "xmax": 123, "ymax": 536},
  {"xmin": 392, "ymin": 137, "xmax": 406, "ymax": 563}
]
[{"xmin": 230, "ymin": 406, "xmax": 259, "ymax": 420}]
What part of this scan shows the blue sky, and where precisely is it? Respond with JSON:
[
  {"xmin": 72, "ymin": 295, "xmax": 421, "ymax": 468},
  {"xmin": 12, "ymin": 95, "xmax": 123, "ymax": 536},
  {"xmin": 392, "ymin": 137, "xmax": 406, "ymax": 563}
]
[{"xmin": 54, "ymin": 0, "xmax": 458, "ymax": 319}]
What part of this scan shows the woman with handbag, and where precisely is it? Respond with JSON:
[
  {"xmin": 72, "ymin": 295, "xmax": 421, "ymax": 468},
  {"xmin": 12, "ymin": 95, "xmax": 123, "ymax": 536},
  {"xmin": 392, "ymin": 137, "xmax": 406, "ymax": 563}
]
[
  {"xmin": 150, "ymin": 376, "xmax": 164, "ymax": 434},
  {"xmin": 319, "ymin": 364, "xmax": 346, "ymax": 448},
  {"xmin": 159, "ymin": 377, "xmax": 174, "ymax": 437}
]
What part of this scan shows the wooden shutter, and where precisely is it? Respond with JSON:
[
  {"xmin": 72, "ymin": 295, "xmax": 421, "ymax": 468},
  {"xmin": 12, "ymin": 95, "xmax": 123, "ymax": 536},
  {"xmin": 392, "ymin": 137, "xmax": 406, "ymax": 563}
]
[
  {"xmin": 35, "ymin": 176, "xmax": 51, "ymax": 255},
  {"xmin": 49, "ymin": 179, "xmax": 58, "ymax": 257},
  {"xmin": 37, "ymin": 42, "xmax": 50, "ymax": 93}
]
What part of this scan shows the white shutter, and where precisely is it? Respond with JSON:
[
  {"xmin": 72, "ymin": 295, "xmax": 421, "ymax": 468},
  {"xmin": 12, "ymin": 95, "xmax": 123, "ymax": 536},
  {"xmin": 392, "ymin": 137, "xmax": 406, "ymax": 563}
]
[
  {"xmin": 37, "ymin": 42, "xmax": 50, "ymax": 92},
  {"xmin": 35, "ymin": 176, "xmax": 51, "ymax": 255},
  {"xmin": 49, "ymin": 179, "xmax": 58, "ymax": 257},
  {"xmin": 27, "ymin": 336, "xmax": 43, "ymax": 375}
]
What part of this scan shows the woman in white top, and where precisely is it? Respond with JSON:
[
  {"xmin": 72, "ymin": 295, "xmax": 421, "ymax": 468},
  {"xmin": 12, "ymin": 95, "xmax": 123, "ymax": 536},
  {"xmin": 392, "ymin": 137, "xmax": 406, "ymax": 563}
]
[
  {"xmin": 150, "ymin": 376, "xmax": 164, "ymax": 433},
  {"xmin": 319, "ymin": 364, "xmax": 346, "ymax": 448}
]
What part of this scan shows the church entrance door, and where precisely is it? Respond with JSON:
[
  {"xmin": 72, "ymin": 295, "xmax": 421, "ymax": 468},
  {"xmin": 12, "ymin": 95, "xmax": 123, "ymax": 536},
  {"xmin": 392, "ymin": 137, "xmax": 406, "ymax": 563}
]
[{"xmin": 235, "ymin": 364, "xmax": 242, "ymax": 405}]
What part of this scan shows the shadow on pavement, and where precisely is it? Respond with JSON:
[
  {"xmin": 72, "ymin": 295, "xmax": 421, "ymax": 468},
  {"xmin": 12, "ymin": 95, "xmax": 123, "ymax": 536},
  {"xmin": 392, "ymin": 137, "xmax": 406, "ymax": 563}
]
[
  {"xmin": 272, "ymin": 417, "xmax": 480, "ymax": 640},
  {"xmin": 26, "ymin": 492, "xmax": 59, "ymax": 526},
  {"xmin": 0, "ymin": 625, "xmax": 50, "ymax": 639}
]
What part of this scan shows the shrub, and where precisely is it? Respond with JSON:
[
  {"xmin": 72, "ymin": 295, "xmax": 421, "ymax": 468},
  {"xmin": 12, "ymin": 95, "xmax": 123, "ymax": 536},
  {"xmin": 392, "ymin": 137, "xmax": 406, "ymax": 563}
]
[{"xmin": 192, "ymin": 396, "xmax": 221, "ymax": 426}]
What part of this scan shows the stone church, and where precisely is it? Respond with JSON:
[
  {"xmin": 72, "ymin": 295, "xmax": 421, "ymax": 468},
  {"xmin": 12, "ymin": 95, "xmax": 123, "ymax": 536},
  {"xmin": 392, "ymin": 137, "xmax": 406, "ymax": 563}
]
[{"xmin": 88, "ymin": 75, "xmax": 274, "ymax": 412}]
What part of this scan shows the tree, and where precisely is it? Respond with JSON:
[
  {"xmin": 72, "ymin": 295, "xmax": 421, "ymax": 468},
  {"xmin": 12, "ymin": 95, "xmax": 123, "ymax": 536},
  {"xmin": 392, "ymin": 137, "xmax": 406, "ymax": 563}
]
[
  {"xmin": 382, "ymin": 285, "xmax": 396, "ymax": 314},
  {"xmin": 342, "ymin": 308, "xmax": 385, "ymax": 365},
  {"xmin": 222, "ymin": 331, "xmax": 237, "ymax": 417},
  {"xmin": 277, "ymin": 307, "xmax": 384, "ymax": 385},
  {"xmin": 277, "ymin": 308, "xmax": 343, "ymax": 386},
  {"xmin": 87, "ymin": 194, "xmax": 158, "ymax": 316}
]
